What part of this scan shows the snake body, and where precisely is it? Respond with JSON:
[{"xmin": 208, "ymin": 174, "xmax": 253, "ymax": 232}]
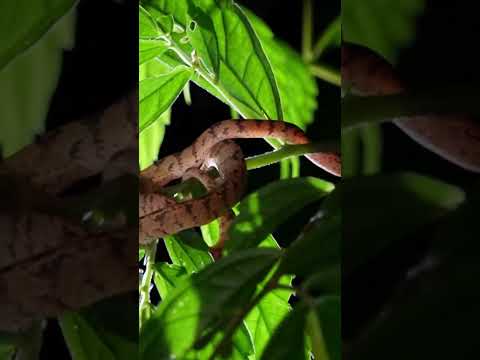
[
  {"xmin": 0, "ymin": 92, "xmax": 138, "ymax": 331},
  {"xmin": 139, "ymin": 119, "xmax": 341, "ymax": 245},
  {"xmin": 342, "ymin": 43, "xmax": 480, "ymax": 172}
]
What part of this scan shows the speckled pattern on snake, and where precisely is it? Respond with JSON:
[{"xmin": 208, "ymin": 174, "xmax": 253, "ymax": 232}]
[
  {"xmin": 0, "ymin": 91, "xmax": 137, "ymax": 331},
  {"xmin": 342, "ymin": 42, "xmax": 480, "ymax": 172},
  {"xmin": 139, "ymin": 119, "xmax": 342, "ymax": 247}
]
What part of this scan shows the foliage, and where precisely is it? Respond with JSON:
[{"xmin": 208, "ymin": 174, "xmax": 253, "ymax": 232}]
[
  {"xmin": 342, "ymin": 1, "xmax": 480, "ymax": 358},
  {"xmin": 0, "ymin": 1, "xmax": 77, "ymax": 157},
  {"xmin": 138, "ymin": 0, "xmax": 340, "ymax": 359}
]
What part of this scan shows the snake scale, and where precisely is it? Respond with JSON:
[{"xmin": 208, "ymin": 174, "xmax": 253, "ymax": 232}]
[
  {"xmin": 342, "ymin": 42, "xmax": 480, "ymax": 172},
  {"xmin": 0, "ymin": 91, "xmax": 138, "ymax": 331},
  {"xmin": 139, "ymin": 119, "xmax": 342, "ymax": 247}
]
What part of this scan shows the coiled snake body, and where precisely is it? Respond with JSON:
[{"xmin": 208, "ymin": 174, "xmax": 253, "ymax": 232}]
[
  {"xmin": 139, "ymin": 119, "xmax": 341, "ymax": 248},
  {"xmin": 342, "ymin": 43, "xmax": 480, "ymax": 172}
]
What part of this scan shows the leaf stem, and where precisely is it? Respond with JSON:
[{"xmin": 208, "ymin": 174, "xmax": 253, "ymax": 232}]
[
  {"xmin": 302, "ymin": 0, "xmax": 314, "ymax": 61},
  {"xmin": 310, "ymin": 63, "xmax": 341, "ymax": 87},
  {"xmin": 312, "ymin": 16, "xmax": 341, "ymax": 61},
  {"xmin": 139, "ymin": 240, "xmax": 158, "ymax": 331},
  {"xmin": 342, "ymin": 86, "xmax": 480, "ymax": 130},
  {"xmin": 246, "ymin": 142, "xmax": 339, "ymax": 170}
]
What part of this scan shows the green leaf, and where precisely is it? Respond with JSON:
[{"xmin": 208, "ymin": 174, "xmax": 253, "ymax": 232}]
[
  {"xmin": 243, "ymin": 8, "xmax": 319, "ymax": 128},
  {"xmin": 308, "ymin": 296, "xmax": 341, "ymax": 360},
  {"xmin": 260, "ymin": 302, "xmax": 309, "ymax": 360},
  {"xmin": 186, "ymin": 4, "xmax": 219, "ymax": 75},
  {"xmin": 154, "ymin": 262, "xmax": 188, "ymax": 297},
  {"xmin": 195, "ymin": 0, "xmax": 283, "ymax": 119},
  {"xmin": 138, "ymin": 248, "xmax": 145, "ymax": 261},
  {"xmin": 0, "ymin": 0, "xmax": 77, "ymax": 71},
  {"xmin": 227, "ymin": 177, "xmax": 335, "ymax": 252},
  {"xmin": 140, "ymin": 4, "xmax": 174, "ymax": 36},
  {"xmin": 342, "ymin": 172, "xmax": 465, "ymax": 276},
  {"xmin": 146, "ymin": 0, "xmax": 283, "ymax": 120},
  {"xmin": 245, "ymin": 275, "xmax": 293, "ymax": 358},
  {"xmin": 139, "ymin": 66, "xmax": 192, "ymax": 131},
  {"xmin": 347, "ymin": 193, "xmax": 480, "ymax": 359},
  {"xmin": 280, "ymin": 213, "xmax": 341, "ymax": 279},
  {"xmin": 141, "ymin": 0, "xmax": 189, "ymax": 29},
  {"xmin": 0, "ymin": 8, "xmax": 76, "ymax": 157},
  {"xmin": 343, "ymin": 0, "xmax": 425, "ymax": 63},
  {"xmin": 0, "ymin": 343, "xmax": 15, "ymax": 359},
  {"xmin": 200, "ymin": 218, "xmax": 221, "ymax": 247},
  {"xmin": 164, "ymin": 230, "xmax": 213, "ymax": 274},
  {"xmin": 139, "ymin": 107, "xmax": 170, "ymax": 170},
  {"xmin": 60, "ymin": 313, "xmax": 118, "ymax": 360},
  {"xmin": 139, "ymin": 5, "xmax": 161, "ymax": 38},
  {"xmin": 140, "ymin": 248, "xmax": 281, "ymax": 359},
  {"xmin": 139, "ymin": 39, "xmax": 168, "ymax": 65}
]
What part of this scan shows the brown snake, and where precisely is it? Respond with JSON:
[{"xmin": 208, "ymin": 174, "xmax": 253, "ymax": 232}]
[
  {"xmin": 139, "ymin": 119, "xmax": 341, "ymax": 248},
  {"xmin": 0, "ymin": 91, "xmax": 138, "ymax": 331},
  {"xmin": 342, "ymin": 42, "xmax": 480, "ymax": 172}
]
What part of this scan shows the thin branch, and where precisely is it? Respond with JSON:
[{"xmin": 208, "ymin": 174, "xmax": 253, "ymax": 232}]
[
  {"xmin": 312, "ymin": 16, "xmax": 341, "ymax": 61},
  {"xmin": 310, "ymin": 63, "xmax": 341, "ymax": 87},
  {"xmin": 246, "ymin": 142, "xmax": 340, "ymax": 171},
  {"xmin": 302, "ymin": 0, "xmax": 314, "ymax": 61},
  {"xmin": 342, "ymin": 86, "xmax": 480, "ymax": 130}
]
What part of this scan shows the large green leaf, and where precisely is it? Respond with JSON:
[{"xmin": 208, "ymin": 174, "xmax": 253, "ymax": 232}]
[
  {"xmin": 347, "ymin": 192, "xmax": 480, "ymax": 359},
  {"xmin": 260, "ymin": 302, "xmax": 309, "ymax": 360},
  {"xmin": 139, "ymin": 66, "xmax": 192, "ymax": 131},
  {"xmin": 227, "ymin": 177, "xmax": 335, "ymax": 252},
  {"xmin": 186, "ymin": 2, "xmax": 219, "ymax": 75},
  {"xmin": 60, "ymin": 312, "xmax": 136, "ymax": 360},
  {"xmin": 343, "ymin": 0, "xmax": 425, "ymax": 63},
  {"xmin": 245, "ymin": 275, "xmax": 293, "ymax": 358},
  {"xmin": 0, "ymin": 0, "xmax": 77, "ymax": 71},
  {"xmin": 163, "ymin": 230, "xmax": 213, "ymax": 275},
  {"xmin": 140, "ymin": 0, "xmax": 189, "ymax": 28},
  {"xmin": 342, "ymin": 172, "xmax": 465, "ymax": 276},
  {"xmin": 243, "ymin": 8, "xmax": 319, "ymax": 128},
  {"xmin": 140, "ymin": 248, "xmax": 281, "ymax": 359},
  {"xmin": 280, "ymin": 213, "xmax": 341, "ymax": 279},
  {"xmin": 140, "ymin": 4, "xmax": 173, "ymax": 37},
  {"xmin": 139, "ymin": 39, "xmax": 168, "ymax": 65},
  {"xmin": 60, "ymin": 296, "xmax": 138, "ymax": 360},
  {"xmin": 0, "ymin": 8, "xmax": 76, "ymax": 157},
  {"xmin": 154, "ymin": 262, "xmax": 188, "ymax": 298},
  {"xmin": 142, "ymin": 0, "xmax": 283, "ymax": 120},
  {"xmin": 309, "ymin": 296, "xmax": 341, "ymax": 360},
  {"xmin": 139, "ymin": 107, "xmax": 170, "ymax": 170}
]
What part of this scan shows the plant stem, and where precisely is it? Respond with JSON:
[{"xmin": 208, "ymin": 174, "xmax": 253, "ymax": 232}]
[
  {"xmin": 183, "ymin": 81, "xmax": 192, "ymax": 105},
  {"xmin": 306, "ymin": 309, "xmax": 330, "ymax": 360},
  {"xmin": 246, "ymin": 142, "xmax": 339, "ymax": 170},
  {"xmin": 302, "ymin": 0, "xmax": 314, "ymax": 61},
  {"xmin": 310, "ymin": 63, "xmax": 341, "ymax": 87},
  {"xmin": 342, "ymin": 86, "xmax": 480, "ymax": 130},
  {"xmin": 312, "ymin": 16, "xmax": 341, "ymax": 61},
  {"xmin": 139, "ymin": 240, "xmax": 158, "ymax": 331},
  {"xmin": 209, "ymin": 275, "xmax": 280, "ymax": 360}
]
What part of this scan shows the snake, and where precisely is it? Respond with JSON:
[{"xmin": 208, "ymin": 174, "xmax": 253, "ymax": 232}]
[
  {"xmin": 342, "ymin": 42, "xmax": 480, "ymax": 173},
  {"xmin": 0, "ymin": 91, "xmax": 138, "ymax": 331},
  {"xmin": 139, "ymin": 119, "xmax": 341, "ymax": 247}
]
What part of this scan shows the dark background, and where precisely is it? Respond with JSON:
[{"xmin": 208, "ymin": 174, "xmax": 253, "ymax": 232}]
[
  {"xmin": 344, "ymin": 0, "xmax": 480, "ymax": 342},
  {"xmin": 41, "ymin": 0, "xmax": 137, "ymax": 358},
  {"xmin": 39, "ymin": 0, "xmax": 340, "ymax": 358}
]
